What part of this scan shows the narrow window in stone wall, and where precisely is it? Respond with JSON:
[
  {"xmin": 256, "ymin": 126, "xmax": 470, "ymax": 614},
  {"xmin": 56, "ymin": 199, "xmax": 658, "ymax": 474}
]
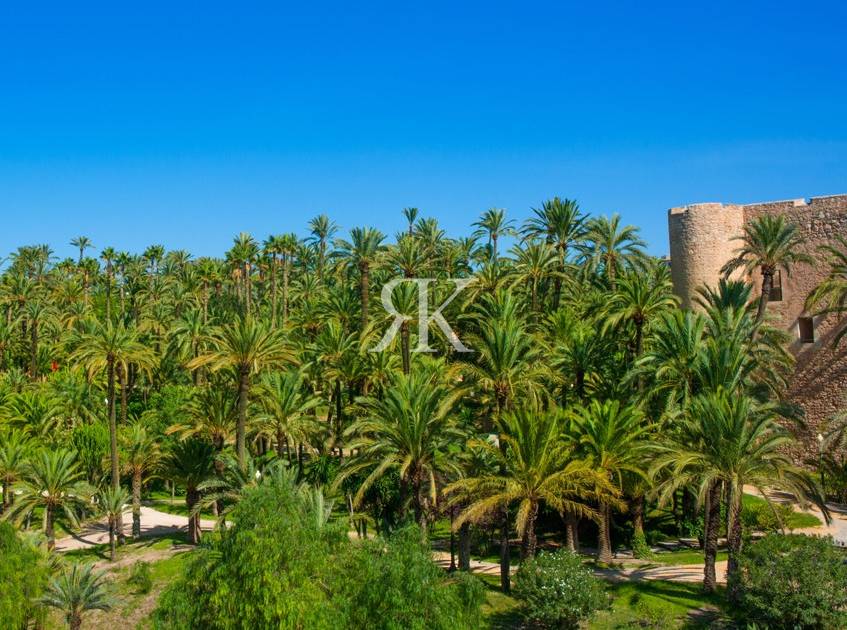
[
  {"xmin": 798, "ymin": 317, "xmax": 815, "ymax": 343},
  {"xmin": 770, "ymin": 270, "xmax": 783, "ymax": 301}
]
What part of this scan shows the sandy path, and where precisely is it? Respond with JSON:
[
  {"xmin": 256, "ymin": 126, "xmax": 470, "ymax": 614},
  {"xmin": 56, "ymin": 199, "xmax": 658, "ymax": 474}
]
[{"xmin": 55, "ymin": 506, "xmax": 218, "ymax": 552}]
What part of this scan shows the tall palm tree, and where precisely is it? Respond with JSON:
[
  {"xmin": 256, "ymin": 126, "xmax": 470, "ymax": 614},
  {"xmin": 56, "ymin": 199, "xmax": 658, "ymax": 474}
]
[
  {"xmin": 40, "ymin": 563, "xmax": 113, "ymax": 630},
  {"xmin": 446, "ymin": 406, "xmax": 614, "ymax": 559},
  {"xmin": 96, "ymin": 486, "xmax": 129, "ymax": 561},
  {"xmin": 334, "ymin": 227, "xmax": 385, "ymax": 331},
  {"xmin": 69, "ymin": 321, "xmax": 155, "ymax": 496},
  {"xmin": 256, "ymin": 370, "xmax": 319, "ymax": 462},
  {"xmin": 402, "ymin": 207, "xmax": 419, "ymax": 237},
  {"xmin": 806, "ymin": 233, "xmax": 847, "ymax": 345},
  {"xmin": 652, "ymin": 389, "xmax": 826, "ymax": 596},
  {"xmin": 162, "ymin": 438, "xmax": 216, "ymax": 544},
  {"xmin": 338, "ymin": 368, "xmax": 465, "ymax": 530},
  {"xmin": 0, "ymin": 429, "xmax": 30, "ymax": 512},
  {"xmin": 509, "ymin": 242, "xmax": 561, "ymax": 314},
  {"xmin": 70, "ymin": 236, "xmax": 93, "ymax": 266},
  {"xmin": 473, "ymin": 208, "xmax": 515, "ymax": 262},
  {"xmin": 568, "ymin": 400, "xmax": 650, "ymax": 564},
  {"xmin": 4, "ymin": 449, "xmax": 91, "ymax": 550},
  {"xmin": 307, "ymin": 214, "xmax": 338, "ymax": 282},
  {"xmin": 119, "ymin": 421, "xmax": 160, "ymax": 538},
  {"xmin": 721, "ymin": 214, "xmax": 813, "ymax": 324},
  {"xmin": 603, "ymin": 268, "xmax": 678, "ymax": 362},
  {"xmin": 581, "ymin": 214, "xmax": 646, "ymax": 288},
  {"xmin": 187, "ymin": 316, "xmax": 293, "ymax": 467},
  {"xmin": 522, "ymin": 197, "xmax": 586, "ymax": 307},
  {"xmin": 99, "ymin": 246, "xmax": 117, "ymax": 322}
]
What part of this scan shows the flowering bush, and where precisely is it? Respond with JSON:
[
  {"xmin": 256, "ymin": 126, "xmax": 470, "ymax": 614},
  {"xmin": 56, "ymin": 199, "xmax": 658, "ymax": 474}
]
[{"xmin": 514, "ymin": 549, "xmax": 608, "ymax": 628}]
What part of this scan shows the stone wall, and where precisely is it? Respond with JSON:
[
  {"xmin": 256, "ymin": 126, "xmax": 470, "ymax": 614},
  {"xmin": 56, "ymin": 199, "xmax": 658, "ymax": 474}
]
[{"xmin": 668, "ymin": 194, "xmax": 847, "ymax": 459}]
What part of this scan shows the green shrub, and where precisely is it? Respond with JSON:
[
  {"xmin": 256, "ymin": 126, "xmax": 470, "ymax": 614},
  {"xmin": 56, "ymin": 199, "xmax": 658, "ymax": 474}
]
[
  {"xmin": 154, "ymin": 479, "xmax": 483, "ymax": 629},
  {"xmin": 731, "ymin": 534, "xmax": 847, "ymax": 629},
  {"xmin": 334, "ymin": 525, "xmax": 484, "ymax": 629},
  {"xmin": 740, "ymin": 499, "xmax": 793, "ymax": 533},
  {"xmin": 127, "ymin": 560, "xmax": 153, "ymax": 594},
  {"xmin": 514, "ymin": 549, "xmax": 608, "ymax": 628},
  {"xmin": 0, "ymin": 522, "xmax": 49, "ymax": 628}
]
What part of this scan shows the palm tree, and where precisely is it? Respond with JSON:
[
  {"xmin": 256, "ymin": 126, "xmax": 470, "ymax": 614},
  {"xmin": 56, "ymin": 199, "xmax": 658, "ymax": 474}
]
[
  {"xmin": 473, "ymin": 208, "xmax": 515, "ymax": 262},
  {"xmin": 338, "ymin": 368, "xmax": 465, "ymax": 530},
  {"xmin": 569, "ymin": 400, "xmax": 650, "ymax": 564},
  {"xmin": 603, "ymin": 268, "xmax": 678, "ymax": 362},
  {"xmin": 256, "ymin": 370, "xmax": 319, "ymax": 464},
  {"xmin": 188, "ymin": 316, "xmax": 293, "ymax": 467},
  {"xmin": 652, "ymin": 389, "xmax": 826, "ymax": 596},
  {"xmin": 96, "ymin": 486, "xmax": 129, "ymax": 561},
  {"xmin": 509, "ymin": 242, "xmax": 561, "ymax": 314},
  {"xmin": 334, "ymin": 227, "xmax": 385, "ymax": 331},
  {"xmin": 307, "ymin": 214, "xmax": 338, "ymax": 282},
  {"xmin": 806, "ymin": 234, "xmax": 847, "ymax": 344},
  {"xmin": 0, "ymin": 429, "xmax": 30, "ymax": 513},
  {"xmin": 446, "ymin": 406, "xmax": 613, "ymax": 559},
  {"xmin": 69, "ymin": 321, "xmax": 155, "ymax": 496},
  {"xmin": 41, "ymin": 563, "xmax": 113, "ymax": 630},
  {"xmin": 581, "ymin": 214, "xmax": 646, "ymax": 288},
  {"xmin": 522, "ymin": 197, "xmax": 585, "ymax": 307},
  {"xmin": 162, "ymin": 438, "xmax": 216, "ymax": 544},
  {"xmin": 721, "ymin": 214, "xmax": 813, "ymax": 324},
  {"xmin": 119, "ymin": 421, "xmax": 160, "ymax": 538},
  {"xmin": 402, "ymin": 207, "xmax": 419, "ymax": 237},
  {"xmin": 4, "ymin": 449, "xmax": 90, "ymax": 550},
  {"xmin": 99, "ymin": 246, "xmax": 117, "ymax": 322},
  {"xmin": 70, "ymin": 236, "xmax": 93, "ymax": 266}
]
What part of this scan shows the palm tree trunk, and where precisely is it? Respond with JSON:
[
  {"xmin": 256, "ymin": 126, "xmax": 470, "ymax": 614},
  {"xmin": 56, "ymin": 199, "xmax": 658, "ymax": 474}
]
[
  {"xmin": 270, "ymin": 254, "xmax": 278, "ymax": 328},
  {"xmin": 360, "ymin": 261, "xmax": 370, "ymax": 331},
  {"xmin": 236, "ymin": 364, "xmax": 250, "ymax": 468},
  {"xmin": 400, "ymin": 321, "xmax": 411, "ymax": 375},
  {"xmin": 631, "ymin": 494, "xmax": 645, "ymax": 539},
  {"xmin": 756, "ymin": 269, "xmax": 774, "ymax": 324},
  {"xmin": 46, "ymin": 504, "xmax": 55, "ymax": 551},
  {"xmin": 132, "ymin": 471, "xmax": 142, "ymax": 538},
  {"xmin": 459, "ymin": 522, "xmax": 471, "ymax": 570},
  {"xmin": 70, "ymin": 613, "xmax": 82, "ymax": 630},
  {"xmin": 105, "ymin": 265, "xmax": 112, "ymax": 321},
  {"xmin": 186, "ymin": 488, "xmax": 201, "ymax": 544},
  {"xmin": 282, "ymin": 256, "xmax": 290, "ymax": 324},
  {"xmin": 499, "ymin": 508, "xmax": 511, "ymax": 593},
  {"xmin": 107, "ymin": 358, "xmax": 119, "ymax": 491},
  {"xmin": 109, "ymin": 521, "xmax": 117, "ymax": 561},
  {"xmin": 597, "ymin": 503, "xmax": 613, "ymax": 564},
  {"xmin": 521, "ymin": 500, "xmax": 539, "ymax": 559},
  {"xmin": 565, "ymin": 512, "xmax": 579, "ymax": 552},
  {"xmin": 703, "ymin": 480, "xmax": 721, "ymax": 592},
  {"xmin": 29, "ymin": 318, "xmax": 38, "ymax": 379},
  {"xmin": 726, "ymin": 484, "xmax": 744, "ymax": 602},
  {"xmin": 276, "ymin": 428, "xmax": 285, "ymax": 459}
]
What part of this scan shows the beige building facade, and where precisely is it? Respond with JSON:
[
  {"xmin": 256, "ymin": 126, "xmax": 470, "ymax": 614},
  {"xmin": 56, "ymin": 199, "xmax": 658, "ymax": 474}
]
[{"xmin": 668, "ymin": 194, "xmax": 847, "ymax": 458}]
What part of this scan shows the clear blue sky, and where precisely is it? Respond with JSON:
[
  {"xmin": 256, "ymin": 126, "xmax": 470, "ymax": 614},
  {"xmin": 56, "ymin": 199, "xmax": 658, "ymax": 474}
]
[{"xmin": 1, "ymin": 1, "xmax": 845, "ymax": 259}]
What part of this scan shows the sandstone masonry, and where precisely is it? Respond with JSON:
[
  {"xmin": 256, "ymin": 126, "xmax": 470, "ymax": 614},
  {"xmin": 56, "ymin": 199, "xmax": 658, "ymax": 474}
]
[{"xmin": 668, "ymin": 195, "xmax": 847, "ymax": 459}]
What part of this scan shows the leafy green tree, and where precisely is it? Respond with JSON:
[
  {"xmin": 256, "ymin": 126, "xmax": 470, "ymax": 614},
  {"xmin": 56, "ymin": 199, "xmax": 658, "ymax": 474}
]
[
  {"xmin": 0, "ymin": 428, "xmax": 30, "ymax": 512},
  {"xmin": 5, "ymin": 449, "xmax": 91, "ymax": 550},
  {"xmin": 721, "ymin": 214, "xmax": 813, "ymax": 324},
  {"xmin": 339, "ymin": 368, "xmax": 465, "ymax": 530},
  {"xmin": 97, "ymin": 485, "xmax": 129, "ymax": 561},
  {"xmin": 41, "ymin": 562, "xmax": 113, "ymax": 630},
  {"xmin": 161, "ymin": 438, "xmax": 216, "ymax": 544},
  {"xmin": 569, "ymin": 399, "xmax": 650, "ymax": 564},
  {"xmin": 806, "ymin": 233, "xmax": 847, "ymax": 344},
  {"xmin": 0, "ymin": 521, "xmax": 49, "ymax": 628},
  {"xmin": 447, "ymin": 406, "xmax": 614, "ymax": 558},
  {"xmin": 188, "ymin": 316, "xmax": 293, "ymax": 467},
  {"xmin": 334, "ymin": 226, "xmax": 385, "ymax": 330},
  {"xmin": 120, "ymin": 421, "xmax": 160, "ymax": 538}
]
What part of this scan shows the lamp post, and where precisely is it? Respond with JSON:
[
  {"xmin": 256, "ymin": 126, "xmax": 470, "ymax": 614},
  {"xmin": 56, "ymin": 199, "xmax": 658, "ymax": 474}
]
[{"xmin": 817, "ymin": 433, "xmax": 825, "ymax": 499}]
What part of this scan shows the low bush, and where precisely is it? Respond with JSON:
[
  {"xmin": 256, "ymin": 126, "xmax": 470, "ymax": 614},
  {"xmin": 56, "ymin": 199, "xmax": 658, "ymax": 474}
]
[
  {"xmin": 127, "ymin": 560, "xmax": 153, "ymax": 594},
  {"xmin": 514, "ymin": 549, "xmax": 608, "ymax": 628},
  {"xmin": 731, "ymin": 533, "xmax": 847, "ymax": 629},
  {"xmin": 0, "ymin": 522, "xmax": 49, "ymax": 628}
]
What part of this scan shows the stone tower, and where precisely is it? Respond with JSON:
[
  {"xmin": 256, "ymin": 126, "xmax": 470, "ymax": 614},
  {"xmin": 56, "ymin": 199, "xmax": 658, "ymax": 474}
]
[{"xmin": 667, "ymin": 195, "xmax": 847, "ymax": 458}]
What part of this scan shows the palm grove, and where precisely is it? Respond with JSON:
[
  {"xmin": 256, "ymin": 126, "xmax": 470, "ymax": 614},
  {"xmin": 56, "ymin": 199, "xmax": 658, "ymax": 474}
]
[{"xmin": 1, "ymin": 199, "xmax": 844, "ymax": 618}]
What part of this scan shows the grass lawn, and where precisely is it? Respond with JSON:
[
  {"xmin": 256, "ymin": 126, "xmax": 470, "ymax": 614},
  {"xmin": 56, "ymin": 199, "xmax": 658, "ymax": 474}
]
[
  {"xmin": 63, "ymin": 531, "xmax": 190, "ymax": 563},
  {"xmin": 144, "ymin": 495, "xmax": 216, "ymax": 521},
  {"xmin": 650, "ymin": 549, "xmax": 728, "ymax": 565},
  {"xmin": 742, "ymin": 493, "xmax": 822, "ymax": 529},
  {"xmin": 479, "ymin": 573, "xmax": 728, "ymax": 629}
]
